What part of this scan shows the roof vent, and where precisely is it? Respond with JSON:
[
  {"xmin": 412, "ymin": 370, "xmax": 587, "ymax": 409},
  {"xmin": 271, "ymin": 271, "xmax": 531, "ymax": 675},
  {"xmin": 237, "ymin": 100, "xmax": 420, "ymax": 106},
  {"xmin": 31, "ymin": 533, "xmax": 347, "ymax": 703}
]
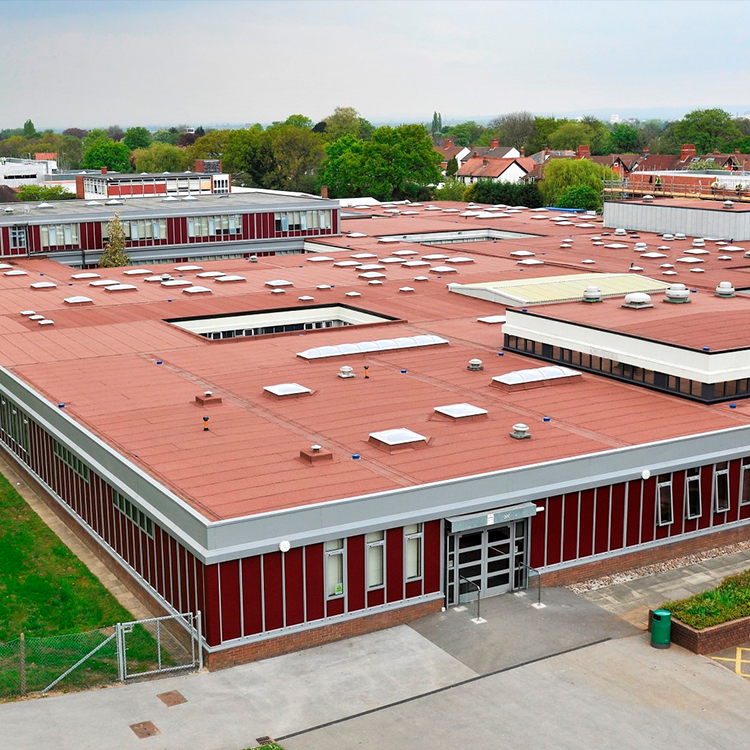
[
  {"xmin": 622, "ymin": 292, "xmax": 653, "ymax": 309},
  {"xmin": 299, "ymin": 444, "xmax": 333, "ymax": 464},
  {"xmin": 509, "ymin": 423, "xmax": 531, "ymax": 440},
  {"xmin": 664, "ymin": 283, "xmax": 691, "ymax": 303},
  {"xmin": 642, "ymin": 194, "xmax": 654, "ymax": 202},
  {"xmin": 691, "ymin": 238, "xmax": 705, "ymax": 247},
  {"xmin": 723, "ymin": 200, "xmax": 735, "ymax": 210},
  {"xmin": 663, "ymin": 234, "xmax": 675, "ymax": 241},
  {"xmin": 4, "ymin": 207, "xmax": 14, "ymax": 214},
  {"xmin": 37, "ymin": 202, "xmax": 54, "ymax": 209},
  {"xmin": 338, "ymin": 365, "xmax": 356, "ymax": 379},
  {"xmin": 614, "ymin": 228, "xmax": 627, "ymax": 236},
  {"xmin": 467, "ymin": 358, "xmax": 484, "ymax": 371},
  {"xmin": 582, "ymin": 285, "xmax": 603, "ymax": 303},
  {"xmin": 105, "ymin": 199, "xmax": 123, "ymax": 206},
  {"xmin": 195, "ymin": 390, "xmax": 222, "ymax": 406},
  {"xmin": 492, "ymin": 365, "xmax": 581, "ymax": 392},
  {"xmin": 675, "ymin": 233, "xmax": 686, "ymax": 240},
  {"xmin": 249, "ymin": 254, "xmax": 258, "ymax": 262},
  {"xmin": 716, "ymin": 281, "xmax": 736, "ymax": 298}
]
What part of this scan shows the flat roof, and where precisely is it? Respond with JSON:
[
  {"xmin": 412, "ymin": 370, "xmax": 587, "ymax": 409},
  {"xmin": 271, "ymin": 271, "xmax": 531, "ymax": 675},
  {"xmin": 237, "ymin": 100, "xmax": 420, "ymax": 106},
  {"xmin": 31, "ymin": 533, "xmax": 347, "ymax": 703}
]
[
  {"xmin": 1, "ymin": 199, "xmax": 749, "ymax": 522},
  {"xmin": 83, "ymin": 172, "xmax": 222, "ymax": 182},
  {"xmin": 0, "ymin": 192, "xmax": 338, "ymax": 225}
]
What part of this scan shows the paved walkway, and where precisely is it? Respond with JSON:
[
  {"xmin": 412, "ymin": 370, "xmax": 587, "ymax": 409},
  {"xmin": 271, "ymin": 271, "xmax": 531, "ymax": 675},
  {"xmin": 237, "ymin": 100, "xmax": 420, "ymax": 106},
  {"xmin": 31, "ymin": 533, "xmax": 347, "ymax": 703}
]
[
  {"xmin": 0, "ymin": 452, "xmax": 153, "ymax": 621},
  {"xmin": 577, "ymin": 547, "xmax": 750, "ymax": 628}
]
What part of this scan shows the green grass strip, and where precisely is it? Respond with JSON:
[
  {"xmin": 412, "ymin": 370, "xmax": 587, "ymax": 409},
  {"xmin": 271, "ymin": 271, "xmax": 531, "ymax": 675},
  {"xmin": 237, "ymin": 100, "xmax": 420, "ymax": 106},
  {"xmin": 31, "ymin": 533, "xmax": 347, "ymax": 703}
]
[{"xmin": 664, "ymin": 569, "xmax": 750, "ymax": 629}]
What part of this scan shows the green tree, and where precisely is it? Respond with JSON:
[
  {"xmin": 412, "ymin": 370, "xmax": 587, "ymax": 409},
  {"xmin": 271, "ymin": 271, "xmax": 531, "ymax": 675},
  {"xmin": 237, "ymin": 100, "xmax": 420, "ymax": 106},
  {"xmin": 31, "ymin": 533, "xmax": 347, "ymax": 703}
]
[
  {"xmin": 524, "ymin": 116, "xmax": 567, "ymax": 154},
  {"xmin": 265, "ymin": 124, "xmax": 325, "ymax": 192},
  {"xmin": 0, "ymin": 135, "xmax": 24, "ymax": 157},
  {"xmin": 186, "ymin": 129, "xmax": 231, "ymax": 160},
  {"xmin": 580, "ymin": 116, "xmax": 610, "ymax": 155},
  {"xmin": 687, "ymin": 158, "xmax": 724, "ymax": 171},
  {"xmin": 608, "ymin": 123, "xmax": 642, "ymax": 153},
  {"xmin": 431, "ymin": 111, "xmax": 443, "ymax": 136},
  {"xmin": 663, "ymin": 108, "xmax": 742, "ymax": 154},
  {"xmin": 467, "ymin": 181, "xmax": 543, "ymax": 208},
  {"xmin": 446, "ymin": 156, "xmax": 458, "ymax": 177},
  {"xmin": 16, "ymin": 185, "xmax": 75, "ymax": 201},
  {"xmin": 539, "ymin": 159, "xmax": 610, "ymax": 208},
  {"xmin": 58, "ymin": 135, "xmax": 84, "ymax": 169},
  {"xmin": 132, "ymin": 143, "xmax": 189, "ymax": 172},
  {"xmin": 22, "ymin": 119, "xmax": 36, "ymax": 138},
  {"xmin": 557, "ymin": 185, "xmax": 599, "ymax": 210},
  {"xmin": 99, "ymin": 213, "xmax": 131, "ymax": 267},
  {"xmin": 82, "ymin": 138, "xmax": 131, "ymax": 172},
  {"xmin": 106, "ymin": 125, "xmax": 125, "ymax": 141},
  {"xmin": 722, "ymin": 135, "xmax": 750, "ymax": 153},
  {"xmin": 324, "ymin": 107, "xmax": 364, "ymax": 141},
  {"xmin": 433, "ymin": 178, "xmax": 468, "ymax": 201},
  {"xmin": 443, "ymin": 121, "xmax": 485, "ymax": 147},
  {"xmin": 284, "ymin": 114, "xmax": 313, "ymax": 129},
  {"xmin": 153, "ymin": 129, "xmax": 180, "ymax": 145},
  {"xmin": 223, "ymin": 127, "xmax": 277, "ymax": 187},
  {"xmin": 549, "ymin": 122, "xmax": 590, "ymax": 150},
  {"xmin": 488, "ymin": 111, "xmax": 536, "ymax": 151},
  {"xmin": 123, "ymin": 127, "xmax": 151, "ymax": 150}
]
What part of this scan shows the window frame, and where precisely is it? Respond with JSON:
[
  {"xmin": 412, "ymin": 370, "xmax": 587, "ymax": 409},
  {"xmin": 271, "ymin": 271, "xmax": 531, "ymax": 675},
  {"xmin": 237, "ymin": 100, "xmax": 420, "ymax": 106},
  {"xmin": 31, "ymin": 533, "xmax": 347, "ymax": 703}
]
[
  {"xmin": 404, "ymin": 523, "xmax": 424, "ymax": 581},
  {"xmin": 113, "ymin": 490, "xmax": 154, "ymax": 537},
  {"xmin": 53, "ymin": 440, "xmax": 90, "ymax": 482},
  {"xmin": 685, "ymin": 467, "xmax": 702, "ymax": 519},
  {"xmin": 713, "ymin": 461, "xmax": 731, "ymax": 513},
  {"xmin": 741, "ymin": 458, "xmax": 750, "ymax": 506},
  {"xmin": 365, "ymin": 531, "xmax": 386, "ymax": 591},
  {"xmin": 324, "ymin": 538, "xmax": 345, "ymax": 599},
  {"xmin": 656, "ymin": 474, "xmax": 674, "ymax": 526}
]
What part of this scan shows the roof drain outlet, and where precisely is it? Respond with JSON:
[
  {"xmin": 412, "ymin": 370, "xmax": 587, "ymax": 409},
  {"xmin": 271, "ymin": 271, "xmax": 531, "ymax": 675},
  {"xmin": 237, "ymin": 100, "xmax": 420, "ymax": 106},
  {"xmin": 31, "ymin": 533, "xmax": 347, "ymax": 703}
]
[
  {"xmin": 509, "ymin": 423, "xmax": 531, "ymax": 440},
  {"xmin": 467, "ymin": 358, "xmax": 484, "ymax": 371},
  {"xmin": 716, "ymin": 281, "xmax": 736, "ymax": 298}
]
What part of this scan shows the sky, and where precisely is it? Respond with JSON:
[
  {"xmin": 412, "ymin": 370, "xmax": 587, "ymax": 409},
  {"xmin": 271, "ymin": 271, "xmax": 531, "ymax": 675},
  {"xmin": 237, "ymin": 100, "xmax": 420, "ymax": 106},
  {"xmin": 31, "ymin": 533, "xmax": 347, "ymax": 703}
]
[{"xmin": 4, "ymin": 0, "xmax": 750, "ymax": 130}]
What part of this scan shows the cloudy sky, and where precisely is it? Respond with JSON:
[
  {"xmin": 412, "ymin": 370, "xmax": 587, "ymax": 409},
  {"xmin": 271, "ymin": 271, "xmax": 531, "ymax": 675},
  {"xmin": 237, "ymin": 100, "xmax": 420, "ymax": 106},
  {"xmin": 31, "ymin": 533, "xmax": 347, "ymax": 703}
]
[{"xmin": 4, "ymin": 0, "xmax": 750, "ymax": 130}]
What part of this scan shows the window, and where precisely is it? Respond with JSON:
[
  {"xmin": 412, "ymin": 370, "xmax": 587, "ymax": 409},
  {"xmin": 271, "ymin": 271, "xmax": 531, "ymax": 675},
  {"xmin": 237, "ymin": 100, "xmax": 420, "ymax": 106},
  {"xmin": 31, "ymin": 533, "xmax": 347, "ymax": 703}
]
[
  {"xmin": 366, "ymin": 531, "xmax": 385, "ymax": 590},
  {"xmin": 714, "ymin": 461, "xmax": 730, "ymax": 513},
  {"xmin": 656, "ymin": 474, "xmax": 673, "ymax": 526},
  {"xmin": 0, "ymin": 399, "xmax": 29, "ymax": 453},
  {"xmin": 188, "ymin": 215, "xmax": 241, "ymax": 239},
  {"xmin": 9, "ymin": 226, "xmax": 27, "ymax": 250},
  {"xmin": 742, "ymin": 459, "xmax": 750, "ymax": 506},
  {"xmin": 113, "ymin": 490, "xmax": 153, "ymax": 537},
  {"xmin": 405, "ymin": 523, "xmax": 423, "ymax": 580},
  {"xmin": 40, "ymin": 224, "xmax": 80, "ymax": 248},
  {"xmin": 685, "ymin": 467, "xmax": 702, "ymax": 519},
  {"xmin": 325, "ymin": 538, "xmax": 345, "ymax": 598},
  {"xmin": 53, "ymin": 440, "xmax": 89, "ymax": 481}
]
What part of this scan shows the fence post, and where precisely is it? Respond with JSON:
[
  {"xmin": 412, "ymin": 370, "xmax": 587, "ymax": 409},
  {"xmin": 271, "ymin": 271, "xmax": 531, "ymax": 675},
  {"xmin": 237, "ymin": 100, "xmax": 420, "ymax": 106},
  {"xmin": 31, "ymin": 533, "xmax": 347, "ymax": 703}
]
[
  {"xmin": 115, "ymin": 623, "xmax": 125, "ymax": 682},
  {"xmin": 196, "ymin": 611, "xmax": 204, "ymax": 671},
  {"xmin": 19, "ymin": 632, "xmax": 26, "ymax": 697}
]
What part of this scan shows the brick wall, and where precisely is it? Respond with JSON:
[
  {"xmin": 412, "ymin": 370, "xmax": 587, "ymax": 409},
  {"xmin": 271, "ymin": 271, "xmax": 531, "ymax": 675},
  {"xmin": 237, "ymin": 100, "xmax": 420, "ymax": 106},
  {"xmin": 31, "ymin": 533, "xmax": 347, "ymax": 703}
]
[
  {"xmin": 539, "ymin": 525, "xmax": 750, "ymax": 587},
  {"xmin": 648, "ymin": 610, "xmax": 750, "ymax": 655},
  {"xmin": 206, "ymin": 597, "xmax": 443, "ymax": 670}
]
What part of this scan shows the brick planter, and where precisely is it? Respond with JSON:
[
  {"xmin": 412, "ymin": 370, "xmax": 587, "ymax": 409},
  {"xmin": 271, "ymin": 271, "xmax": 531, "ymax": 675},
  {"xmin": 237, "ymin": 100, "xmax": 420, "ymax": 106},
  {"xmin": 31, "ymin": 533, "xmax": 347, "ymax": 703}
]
[{"xmin": 648, "ymin": 609, "xmax": 750, "ymax": 654}]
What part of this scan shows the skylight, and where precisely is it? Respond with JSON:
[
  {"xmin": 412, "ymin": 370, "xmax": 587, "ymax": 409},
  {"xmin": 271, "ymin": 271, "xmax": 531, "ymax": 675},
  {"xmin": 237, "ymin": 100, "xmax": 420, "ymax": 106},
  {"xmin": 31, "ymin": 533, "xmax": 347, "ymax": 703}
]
[
  {"xmin": 264, "ymin": 383, "xmax": 312, "ymax": 397},
  {"xmin": 434, "ymin": 403, "xmax": 488, "ymax": 419},
  {"xmin": 369, "ymin": 428, "xmax": 427, "ymax": 447},
  {"xmin": 297, "ymin": 334, "xmax": 448, "ymax": 360},
  {"xmin": 492, "ymin": 365, "xmax": 581, "ymax": 390}
]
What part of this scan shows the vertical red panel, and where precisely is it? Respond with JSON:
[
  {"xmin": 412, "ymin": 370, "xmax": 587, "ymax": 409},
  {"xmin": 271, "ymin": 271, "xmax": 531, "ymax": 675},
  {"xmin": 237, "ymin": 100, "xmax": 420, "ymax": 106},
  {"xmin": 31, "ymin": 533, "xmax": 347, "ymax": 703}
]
[
  {"xmin": 332, "ymin": 209, "xmax": 339, "ymax": 234},
  {"xmin": 367, "ymin": 587, "xmax": 385, "ymax": 608},
  {"xmin": 346, "ymin": 535, "xmax": 365, "ymax": 612},
  {"xmin": 28, "ymin": 225, "xmax": 41, "ymax": 253},
  {"xmin": 145, "ymin": 532, "xmax": 157, "ymax": 589},
  {"xmin": 424, "ymin": 520, "xmax": 441, "ymax": 594},
  {"xmin": 0, "ymin": 227, "xmax": 8, "ymax": 255},
  {"xmin": 169, "ymin": 535, "xmax": 180, "ymax": 608},
  {"xmin": 219, "ymin": 559, "xmax": 241, "ymax": 642},
  {"xmin": 405, "ymin": 580, "xmax": 422, "ymax": 599},
  {"xmin": 263, "ymin": 552, "xmax": 283, "ymax": 631},
  {"xmin": 195, "ymin": 559, "xmax": 206, "ymax": 635},
  {"xmin": 386, "ymin": 527, "xmax": 403, "ymax": 602},
  {"xmin": 562, "ymin": 492, "xmax": 579, "ymax": 561},
  {"xmin": 179, "ymin": 545, "xmax": 190, "ymax": 610},
  {"xmin": 698, "ymin": 466, "xmax": 712, "ymax": 529},
  {"xmin": 609, "ymin": 483, "xmax": 626, "ymax": 551},
  {"xmin": 184, "ymin": 552, "xmax": 196, "ymax": 614},
  {"xmin": 326, "ymin": 596, "xmax": 344, "ymax": 617},
  {"xmin": 545, "ymin": 496, "xmax": 563, "ymax": 566},
  {"xmin": 594, "ymin": 487, "xmax": 610, "ymax": 554},
  {"xmin": 204, "ymin": 564, "xmax": 222, "ymax": 647},
  {"xmin": 284, "ymin": 547, "xmax": 305, "ymax": 625},
  {"xmin": 529, "ymin": 500, "xmax": 546, "ymax": 568},
  {"xmin": 640, "ymin": 477, "xmax": 657, "ymax": 544},
  {"xmin": 153, "ymin": 527, "xmax": 165, "ymax": 599},
  {"xmin": 626, "ymin": 481, "xmax": 642, "ymax": 547},
  {"xmin": 577, "ymin": 489, "xmax": 595, "ymax": 558},
  {"xmin": 240, "ymin": 556, "xmax": 262, "ymax": 635}
]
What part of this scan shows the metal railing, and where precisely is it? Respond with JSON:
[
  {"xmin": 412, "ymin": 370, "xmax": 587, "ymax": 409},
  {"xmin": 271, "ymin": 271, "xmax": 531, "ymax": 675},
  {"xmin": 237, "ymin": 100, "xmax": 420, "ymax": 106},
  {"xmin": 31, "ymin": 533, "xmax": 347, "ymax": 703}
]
[
  {"xmin": 604, "ymin": 179, "xmax": 750, "ymax": 203},
  {"xmin": 518, "ymin": 561, "xmax": 543, "ymax": 607},
  {"xmin": 458, "ymin": 573, "xmax": 482, "ymax": 622}
]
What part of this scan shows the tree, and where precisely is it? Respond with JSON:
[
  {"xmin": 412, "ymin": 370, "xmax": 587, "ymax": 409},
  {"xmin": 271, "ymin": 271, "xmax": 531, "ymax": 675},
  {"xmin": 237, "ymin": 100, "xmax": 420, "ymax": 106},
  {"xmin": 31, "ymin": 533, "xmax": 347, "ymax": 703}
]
[
  {"xmin": 284, "ymin": 114, "xmax": 313, "ymax": 129},
  {"xmin": 16, "ymin": 184, "xmax": 75, "ymax": 201},
  {"xmin": 99, "ymin": 213, "xmax": 130, "ymax": 267},
  {"xmin": 539, "ymin": 159, "xmax": 610, "ymax": 209},
  {"xmin": 446, "ymin": 157, "xmax": 458, "ymax": 177},
  {"xmin": 178, "ymin": 132, "xmax": 198, "ymax": 147},
  {"xmin": 265, "ymin": 124, "xmax": 325, "ymax": 192},
  {"xmin": 132, "ymin": 143, "xmax": 189, "ymax": 172},
  {"xmin": 82, "ymin": 137, "xmax": 131, "ymax": 172},
  {"xmin": 186, "ymin": 129, "xmax": 231, "ymax": 160},
  {"xmin": 58, "ymin": 135, "xmax": 84, "ymax": 169},
  {"xmin": 608, "ymin": 123, "xmax": 642, "ymax": 153},
  {"xmin": 688, "ymin": 158, "xmax": 724, "ymax": 171},
  {"xmin": 195, "ymin": 126, "xmax": 205, "ymax": 137},
  {"xmin": 222, "ymin": 127, "xmax": 276, "ymax": 187},
  {"xmin": 467, "ymin": 181, "xmax": 543, "ymax": 208},
  {"xmin": 549, "ymin": 122, "xmax": 590, "ymax": 150},
  {"xmin": 433, "ymin": 178, "xmax": 468, "ymax": 201},
  {"xmin": 525, "ymin": 116, "xmax": 567, "ymax": 154},
  {"xmin": 430, "ymin": 111, "xmax": 443, "ymax": 136},
  {"xmin": 580, "ymin": 116, "xmax": 610, "ymax": 155},
  {"xmin": 153, "ymin": 129, "xmax": 180, "ymax": 145},
  {"xmin": 23, "ymin": 119, "xmax": 36, "ymax": 138},
  {"xmin": 488, "ymin": 111, "xmax": 536, "ymax": 150},
  {"xmin": 443, "ymin": 121, "xmax": 485, "ymax": 147},
  {"xmin": 663, "ymin": 108, "xmax": 741, "ymax": 154},
  {"xmin": 557, "ymin": 185, "xmax": 599, "ymax": 210},
  {"xmin": 123, "ymin": 127, "xmax": 151, "ymax": 150},
  {"xmin": 106, "ymin": 125, "xmax": 125, "ymax": 142},
  {"xmin": 62, "ymin": 127, "xmax": 88, "ymax": 139},
  {"xmin": 323, "ymin": 107, "xmax": 373, "ymax": 142}
]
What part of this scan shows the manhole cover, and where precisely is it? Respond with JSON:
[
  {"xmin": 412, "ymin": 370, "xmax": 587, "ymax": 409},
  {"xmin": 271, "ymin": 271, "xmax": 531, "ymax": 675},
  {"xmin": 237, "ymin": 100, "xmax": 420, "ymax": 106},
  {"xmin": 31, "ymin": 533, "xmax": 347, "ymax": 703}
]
[
  {"xmin": 157, "ymin": 690, "xmax": 188, "ymax": 707},
  {"xmin": 130, "ymin": 721, "xmax": 160, "ymax": 739}
]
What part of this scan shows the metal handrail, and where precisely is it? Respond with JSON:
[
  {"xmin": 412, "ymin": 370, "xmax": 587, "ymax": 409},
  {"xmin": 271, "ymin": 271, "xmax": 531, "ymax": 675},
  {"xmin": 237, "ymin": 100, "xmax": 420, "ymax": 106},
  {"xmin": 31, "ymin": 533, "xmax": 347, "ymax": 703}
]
[
  {"xmin": 458, "ymin": 573, "xmax": 481, "ymax": 622},
  {"xmin": 518, "ymin": 561, "xmax": 543, "ymax": 607}
]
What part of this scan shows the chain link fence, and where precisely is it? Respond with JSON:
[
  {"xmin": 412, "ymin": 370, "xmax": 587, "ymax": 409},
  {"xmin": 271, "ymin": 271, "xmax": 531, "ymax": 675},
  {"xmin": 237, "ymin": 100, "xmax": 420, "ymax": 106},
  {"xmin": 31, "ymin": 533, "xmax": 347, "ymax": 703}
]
[{"xmin": 0, "ymin": 613, "xmax": 201, "ymax": 700}]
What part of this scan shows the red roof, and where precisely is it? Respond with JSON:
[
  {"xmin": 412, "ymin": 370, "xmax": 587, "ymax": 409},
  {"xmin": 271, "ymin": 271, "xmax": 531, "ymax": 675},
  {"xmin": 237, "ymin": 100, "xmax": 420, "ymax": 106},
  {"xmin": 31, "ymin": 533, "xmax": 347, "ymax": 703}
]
[{"xmin": 456, "ymin": 158, "xmax": 529, "ymax": 179}]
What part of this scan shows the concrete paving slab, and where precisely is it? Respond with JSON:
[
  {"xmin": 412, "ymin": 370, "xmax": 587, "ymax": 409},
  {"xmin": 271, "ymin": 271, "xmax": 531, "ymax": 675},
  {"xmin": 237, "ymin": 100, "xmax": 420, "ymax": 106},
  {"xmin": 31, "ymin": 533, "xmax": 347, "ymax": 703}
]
[
  {"xmin": 283, "ymin": 635, "xmax": 750, "ymax": 750},
  {"xmin": 0, "ymin": 626, "xmax": 476, "ymax": 750},
  {"xmin": 408, "ymin": 587, "xmax": 638, "ymax": 674}
]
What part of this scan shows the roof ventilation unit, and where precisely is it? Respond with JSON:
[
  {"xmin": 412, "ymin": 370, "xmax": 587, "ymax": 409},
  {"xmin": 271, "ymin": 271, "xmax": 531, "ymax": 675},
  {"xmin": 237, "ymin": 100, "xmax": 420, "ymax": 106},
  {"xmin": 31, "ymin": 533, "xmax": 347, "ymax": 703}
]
[
  {"xmin": 582, "ymin": 285, "xmax": 603, "ymax": 303},
  {"xmin": 614, "ymin": 228, "xmax": 627, "ymax": 236},
  {"xmin": 723, "ymin": 200, "xmax": 735, "ymax": 210},
  {"xmin": 642, "ymin": 195, "xmax": 654, "ymax": 203},
  {"xmin": 467, "ymin": 358, "xmax": 484, "ymax": 371},
  {"xmin": 338, "ymin": 365, "xmax": 355, "ymax": 379},
  {"xmin": 716, "ymin": 281, "xmax": 736, "ymax": 298},
  {"xmin": 4, "ymin": 207, "xmax": 14, "ymax": 214},
  {"xmin": 664, "ymin": 283, "xmax": 690, "ymax": 303},
  {"xmin": 509, "ymin": 423, "xmax": 531, "ymax": 440},
  {"xmin": 663, "ymin": 234, "xmax": 675, "ymax": 241},
  {"xmin": 622, "ymin": 292, "xmax": 653, "ymax": 309},
  {"xmin": 691, "ymin": 238, "xmax": 705, "ymax": 247},
  {"xmin": 675, "ymin": 233, "xmax": 686, "ymax": 240},
  {"xmin": 299, "ymin": 444, "xmax": 333, "ymax": 465},
  {"xmin": 37, "ymin": 202, "xmax": 54, "ymax": 209},
  {"xmin": 195, "ymin": 390, "xmax": 222, "ymax": 406}
]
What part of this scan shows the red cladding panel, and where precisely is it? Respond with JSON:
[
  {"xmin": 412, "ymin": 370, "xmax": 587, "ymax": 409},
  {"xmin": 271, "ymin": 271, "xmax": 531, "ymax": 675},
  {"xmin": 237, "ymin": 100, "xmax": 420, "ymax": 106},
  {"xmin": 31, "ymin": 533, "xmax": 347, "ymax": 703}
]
[
  {"xmin": 241, "ymin": 556, "xmax": 262, "ymax": 636},
  {"xmin": 594, "ymin": 486, "xmax": 610, "ymax": 555},
  {"xmin": 640, "ymin": 477, "xmax": 657, "ymax": 544},
  {"xmin": 626, "ymin": 481, "xmax": 642, "ymax": 547},
  {"xmin": 204, "ymin": 564, "xmax": 222, "ymax": 646},
  {"xmin": 609, "ymin": 483, "xmax": 626, "ymax": 551},
  {"xmin": 346, "ymin": 535, "xmax": 365, "ymax": 612},
  {"xmin": 284, "ymin": 547, "xmax": 305, "ymax": 625},
  {"xmin": 367, "ymin": 588, "xmax": 385, "ymax": 608},
  {"xmin": 424, "ymin": 520, "xmax": 441, "ymax": 594},
  {"xmin": 529, "ymin": 501, "xmax": 546, "ymax": 568},
  {"xmin": 305, "ymin": 543, "xmax": 325, "ymax": 621},
  {"xmin": 386, "ymin": 527, "xmax": 404, "ymax": 603},
  {"xmin": 577, "ymin": 489, "xmax": 595, "ymax": 558},
  {"xmin": 405, "ymin": 580, "xmax": 422, "ymax": 599},
  {"xmin": 326, "ymin": 596, "xmax": 344, "ymax": 617},
  {"xmin": 562, "ymin": 492, "xmax": 579, "ymax": 561},
  {"xmin": 698, "ymin": 467, "xmax": 713, "ymax": 530},
  {"xmin": 263, "ymin": 552, "xmax": 284, "ymax": 631},
  {"xmin": 545, "ymin": 496, "xmax": 563, "ymax": 566},
  {"xmin": 219, "ymin": 560, "xmax": 241, "ymax": 642}
]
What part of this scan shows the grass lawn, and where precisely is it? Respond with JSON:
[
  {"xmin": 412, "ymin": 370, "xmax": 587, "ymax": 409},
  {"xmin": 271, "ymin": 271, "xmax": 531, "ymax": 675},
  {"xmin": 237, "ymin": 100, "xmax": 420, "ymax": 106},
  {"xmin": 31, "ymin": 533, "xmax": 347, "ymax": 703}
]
[{"xmin": 664, "ymin": 569, "xmax": 750, "ymax": 629}]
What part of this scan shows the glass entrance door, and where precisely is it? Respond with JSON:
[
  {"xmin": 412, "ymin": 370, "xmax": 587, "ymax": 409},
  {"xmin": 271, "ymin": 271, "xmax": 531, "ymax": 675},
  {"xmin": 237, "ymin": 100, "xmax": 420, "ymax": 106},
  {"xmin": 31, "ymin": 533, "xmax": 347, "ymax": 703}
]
[{"xmin": 446, "ymin": 520, "xmax": 528, "ymax": 606}]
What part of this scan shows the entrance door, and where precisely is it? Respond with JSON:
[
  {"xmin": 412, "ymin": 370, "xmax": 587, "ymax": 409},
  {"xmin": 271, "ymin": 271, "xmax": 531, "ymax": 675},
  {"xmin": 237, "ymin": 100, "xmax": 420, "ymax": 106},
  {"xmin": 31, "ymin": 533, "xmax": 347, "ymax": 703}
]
[{"xmin": 446, "ymin": 520, "xmax": 528, "ymax": 606}]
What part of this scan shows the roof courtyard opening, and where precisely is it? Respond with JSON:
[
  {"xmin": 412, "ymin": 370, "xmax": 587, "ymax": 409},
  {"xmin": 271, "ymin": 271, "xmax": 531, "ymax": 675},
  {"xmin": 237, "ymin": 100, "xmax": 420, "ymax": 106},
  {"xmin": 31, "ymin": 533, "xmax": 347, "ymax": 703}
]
[
  {"xmin": 166, "ymin": 303, "xmax": 398, "ymax": 340},
  {"xmin": 376, "ymin": 228, "xmax": 539, "ymax": 245}
]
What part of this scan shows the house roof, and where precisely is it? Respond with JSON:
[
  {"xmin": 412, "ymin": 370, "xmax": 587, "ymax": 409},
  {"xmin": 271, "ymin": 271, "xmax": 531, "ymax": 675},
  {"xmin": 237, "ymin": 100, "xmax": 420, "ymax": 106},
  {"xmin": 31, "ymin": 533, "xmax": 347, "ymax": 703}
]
[
  {"xmin": 456, "ymin": 158, "xmax": 529, "ymax": 179},
  {"xmin": 469, "ymin": 146, "xmax": 517, "ymax": 159}
]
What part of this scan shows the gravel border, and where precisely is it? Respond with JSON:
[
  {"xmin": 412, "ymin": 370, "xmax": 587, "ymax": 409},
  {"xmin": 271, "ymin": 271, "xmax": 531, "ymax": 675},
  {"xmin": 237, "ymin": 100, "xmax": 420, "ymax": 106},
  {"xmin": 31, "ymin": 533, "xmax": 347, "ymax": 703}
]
[{"xmin": 568, "ymin": 540, "xmax": 750, "ymax": 593}]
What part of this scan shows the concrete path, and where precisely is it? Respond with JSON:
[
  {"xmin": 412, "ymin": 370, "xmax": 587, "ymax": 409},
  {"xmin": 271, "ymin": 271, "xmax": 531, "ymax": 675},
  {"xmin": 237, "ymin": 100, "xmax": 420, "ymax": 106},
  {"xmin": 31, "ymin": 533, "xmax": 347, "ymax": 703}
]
[{"xmin": 578, "ymin": 547, "xmax": 750, "ymax": 628}]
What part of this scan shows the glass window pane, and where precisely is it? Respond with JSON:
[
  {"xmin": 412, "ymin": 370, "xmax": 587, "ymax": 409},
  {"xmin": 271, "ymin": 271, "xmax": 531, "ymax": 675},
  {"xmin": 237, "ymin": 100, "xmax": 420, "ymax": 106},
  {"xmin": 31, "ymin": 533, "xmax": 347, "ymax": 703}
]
[
  {"xmin": 406, "ymin": 537, "xmax": 421, "ymax": 579},
  {"xmin": 327, "ymin": 553, "xmax": 343, "ymax": 597},
  {"xmin": 324, "ymin": 538, "xmax": 343, "ymax": 551},
  {"xmin": 367, "ymin": 544, "xmax": 384, "ymax": 588}
]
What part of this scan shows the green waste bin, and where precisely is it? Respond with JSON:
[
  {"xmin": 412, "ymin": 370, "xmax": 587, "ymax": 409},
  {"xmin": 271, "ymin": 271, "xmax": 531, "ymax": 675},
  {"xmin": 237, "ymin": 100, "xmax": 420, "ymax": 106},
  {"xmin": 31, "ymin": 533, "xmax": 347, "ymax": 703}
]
[{"xmin": 651, "ymin": 609, "xmax": 671, "ymax": 649}]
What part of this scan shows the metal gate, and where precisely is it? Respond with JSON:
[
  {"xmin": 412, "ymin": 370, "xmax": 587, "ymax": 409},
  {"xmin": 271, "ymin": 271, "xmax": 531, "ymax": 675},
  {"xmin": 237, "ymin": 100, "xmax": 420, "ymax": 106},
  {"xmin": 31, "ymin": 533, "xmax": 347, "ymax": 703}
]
[{"xmin": 116, "ymin": 612, "xmax": 202, "ymax": 680}]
